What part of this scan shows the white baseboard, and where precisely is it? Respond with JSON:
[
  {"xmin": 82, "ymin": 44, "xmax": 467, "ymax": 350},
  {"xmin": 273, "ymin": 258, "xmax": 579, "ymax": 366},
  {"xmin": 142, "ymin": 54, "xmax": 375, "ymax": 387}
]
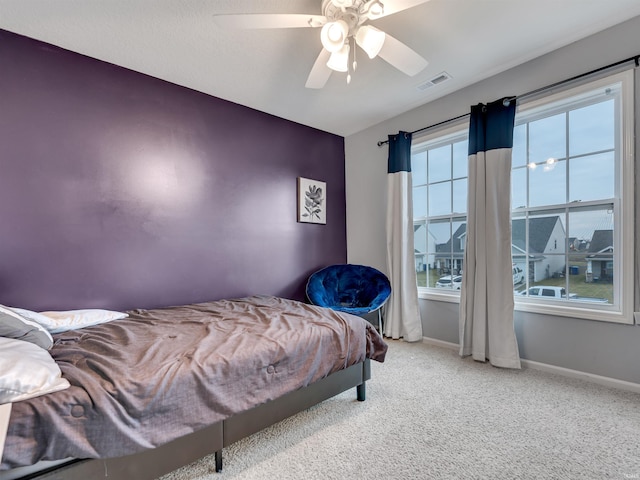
[
  {"xmin": 421, "ymin": 336, "xmax": 640, "ymax": 394},
  {"xmin": 421, "ymin": 337, "xmax": 458, "ymax": 351},
  {"xmin": 519, "ymin": 359, "xmax": 640, "ymax": 394}
]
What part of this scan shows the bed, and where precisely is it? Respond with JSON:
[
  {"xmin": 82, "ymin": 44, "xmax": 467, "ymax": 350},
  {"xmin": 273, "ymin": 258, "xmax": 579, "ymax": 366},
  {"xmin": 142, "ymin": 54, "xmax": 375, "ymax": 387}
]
[{"xmin": 0, "ymin": 294, "xmax": 387, "ymax": 480}]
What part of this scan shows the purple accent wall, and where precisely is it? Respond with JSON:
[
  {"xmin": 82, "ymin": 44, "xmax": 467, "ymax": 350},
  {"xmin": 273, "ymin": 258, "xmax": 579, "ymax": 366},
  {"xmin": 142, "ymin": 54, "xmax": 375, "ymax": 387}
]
[{"xmin": 0, "ymin": 29, "xmax": 346, "ymax": 311}]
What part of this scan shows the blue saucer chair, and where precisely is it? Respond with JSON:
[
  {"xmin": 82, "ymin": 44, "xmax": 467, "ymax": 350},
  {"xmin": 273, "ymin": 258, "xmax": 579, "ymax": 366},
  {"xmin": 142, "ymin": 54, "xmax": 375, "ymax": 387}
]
[{"xmin": 306, "ymin": 264, "xmax": 391, "ymax": 333}]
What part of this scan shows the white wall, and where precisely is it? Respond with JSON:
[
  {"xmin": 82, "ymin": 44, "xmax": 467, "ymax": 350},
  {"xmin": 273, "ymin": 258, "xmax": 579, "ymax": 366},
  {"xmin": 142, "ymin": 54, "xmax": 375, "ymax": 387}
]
[{"xmin": 345, "ymin": 15, "xmax": 640, "ymax": 384}]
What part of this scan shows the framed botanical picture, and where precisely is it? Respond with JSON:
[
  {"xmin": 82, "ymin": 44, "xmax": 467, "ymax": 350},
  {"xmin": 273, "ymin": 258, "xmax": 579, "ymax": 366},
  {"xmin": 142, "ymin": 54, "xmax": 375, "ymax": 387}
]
[{"xmin": 297, "ymin": 177, "xmax": 326, "ymax": 224}]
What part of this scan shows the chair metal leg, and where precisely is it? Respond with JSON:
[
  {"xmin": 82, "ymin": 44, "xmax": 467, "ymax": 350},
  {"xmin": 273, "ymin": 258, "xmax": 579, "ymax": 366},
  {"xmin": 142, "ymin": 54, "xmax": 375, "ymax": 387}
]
[{"xmin": 377, "ymin": 309, "xmax": 384, "ymax": 336}]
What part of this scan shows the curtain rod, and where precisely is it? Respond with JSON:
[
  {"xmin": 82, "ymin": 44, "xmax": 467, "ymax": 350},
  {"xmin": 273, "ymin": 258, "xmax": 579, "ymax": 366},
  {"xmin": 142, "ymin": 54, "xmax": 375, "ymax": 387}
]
[{"xmin": 377, "ymin": 53, "xmax": 640, "ymax": 147}]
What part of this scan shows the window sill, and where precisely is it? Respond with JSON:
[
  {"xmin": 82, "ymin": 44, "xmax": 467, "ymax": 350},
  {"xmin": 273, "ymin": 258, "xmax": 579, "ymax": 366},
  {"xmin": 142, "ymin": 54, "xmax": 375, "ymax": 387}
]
[
  {"xmin": 418, "ymin": 289, "xmax": 633, "ymax": 325},
  {"xmin": 418, "ymin": 289, "xmax": 461, "ymax": 304}
]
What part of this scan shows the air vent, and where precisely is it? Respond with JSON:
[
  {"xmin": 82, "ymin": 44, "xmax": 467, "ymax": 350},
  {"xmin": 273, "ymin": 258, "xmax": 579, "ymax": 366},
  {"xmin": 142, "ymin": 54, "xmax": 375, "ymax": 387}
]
[{"xmin": 416, "ymin": 72, "xmax": 452, "ymax": 91}]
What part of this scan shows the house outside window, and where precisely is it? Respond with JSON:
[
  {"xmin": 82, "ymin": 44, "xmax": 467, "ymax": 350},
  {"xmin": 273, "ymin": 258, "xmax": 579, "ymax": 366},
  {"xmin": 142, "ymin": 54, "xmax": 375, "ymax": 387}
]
[{"xmin": 412, "ymin": 70, "xmax": 634, "ymax": 324}]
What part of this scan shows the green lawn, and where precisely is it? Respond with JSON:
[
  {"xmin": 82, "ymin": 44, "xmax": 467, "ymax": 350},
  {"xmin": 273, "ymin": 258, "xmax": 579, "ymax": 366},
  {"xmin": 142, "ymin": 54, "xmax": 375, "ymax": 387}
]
[{"xmin": 416, "ymin": 269, "xmax": 444, "ymax": 288}]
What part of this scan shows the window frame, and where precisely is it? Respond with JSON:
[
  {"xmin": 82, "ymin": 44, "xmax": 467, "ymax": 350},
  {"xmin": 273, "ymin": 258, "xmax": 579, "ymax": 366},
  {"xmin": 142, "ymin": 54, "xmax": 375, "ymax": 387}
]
[
  {"xmin": 414, "ymin": 69, "xmax": 634, "ymax": 324},
  {"xmin": 412, "ymin": 121, "xmax": 469, "ymax": 300}
]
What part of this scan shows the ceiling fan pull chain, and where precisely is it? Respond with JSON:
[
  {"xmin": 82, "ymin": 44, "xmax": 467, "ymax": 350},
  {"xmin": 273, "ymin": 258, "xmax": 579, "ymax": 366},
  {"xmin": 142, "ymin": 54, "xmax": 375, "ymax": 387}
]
[
  {"xmin": 352, "ymin": 37, "xmax": 358, "ymax": 72},
  {"xmin": 347, "ymin": 37, "xmax": 356, "ymax": 84}
]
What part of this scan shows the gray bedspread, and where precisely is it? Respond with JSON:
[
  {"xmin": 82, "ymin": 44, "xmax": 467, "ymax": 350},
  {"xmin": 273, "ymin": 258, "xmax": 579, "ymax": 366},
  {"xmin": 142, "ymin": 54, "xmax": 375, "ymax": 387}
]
[{"xmin": 1, "ymin": 295, "xmax": 387, "ymax": 470}]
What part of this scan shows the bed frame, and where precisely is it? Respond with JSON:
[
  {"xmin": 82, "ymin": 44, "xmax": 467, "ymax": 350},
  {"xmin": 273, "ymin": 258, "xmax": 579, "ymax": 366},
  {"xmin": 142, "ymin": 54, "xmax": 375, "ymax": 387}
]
[{"xmin": 1, "ymin": 359, "xmax": 370, "ymax": 480}]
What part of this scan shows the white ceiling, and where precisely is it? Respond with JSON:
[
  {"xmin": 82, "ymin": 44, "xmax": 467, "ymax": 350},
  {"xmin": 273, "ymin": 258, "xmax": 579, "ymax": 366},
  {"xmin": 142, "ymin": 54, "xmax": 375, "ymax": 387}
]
[{"xmin": 2, "ymin": 0, "xmax": 640, "ymax": 136}]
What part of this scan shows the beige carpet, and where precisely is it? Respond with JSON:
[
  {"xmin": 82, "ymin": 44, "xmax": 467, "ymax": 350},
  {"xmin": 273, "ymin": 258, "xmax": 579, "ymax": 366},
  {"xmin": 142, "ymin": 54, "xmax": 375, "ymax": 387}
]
[{"xmin": 159, "ymin": 339, "xmax": 640, "ymax": 480}]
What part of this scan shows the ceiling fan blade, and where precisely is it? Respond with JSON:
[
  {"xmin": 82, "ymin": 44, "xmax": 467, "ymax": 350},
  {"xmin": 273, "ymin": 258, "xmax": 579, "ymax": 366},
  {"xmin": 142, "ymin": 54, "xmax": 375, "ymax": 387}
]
[
  {"xmin": 374, "ymin": 0, "xmax": 431, "ymax": 19},
  {"xmin": 305, "ymin": 49, "xmax": 333, "ymax": 89},
  {"xmin": 377, "ymin": 33, "xmax": 428, "ymax": 76},
  {"xmin": 212, "ymin": 13, "xmax": 326, "ymax": 29}
]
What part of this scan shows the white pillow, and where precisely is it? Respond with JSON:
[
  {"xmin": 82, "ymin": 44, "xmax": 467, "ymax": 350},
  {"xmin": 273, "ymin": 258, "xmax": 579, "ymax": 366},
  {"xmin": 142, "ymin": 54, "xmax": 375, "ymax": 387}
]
[
  {"xmin": 12, "ymin": 308, "xmax": 128, "ymax": 334},
  {"xmin": 0, "ymin": 305, "xmax": 53, "ymax": 350},
  {"xmin": 0, "ymin": 337, "xmax": 70, "ymax": 404}
]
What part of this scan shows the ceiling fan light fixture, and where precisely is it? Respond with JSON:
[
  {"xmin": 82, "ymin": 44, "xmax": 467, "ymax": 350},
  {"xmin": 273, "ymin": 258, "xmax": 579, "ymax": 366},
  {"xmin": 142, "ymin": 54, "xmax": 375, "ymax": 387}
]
[
  {"xmin": 364, "ymin": 0, "xmax": 385, "ymax": 18},
  {"xmin": 326, "ymin": 44, "xmax": 350, "ymax": 72},
  {"xmin": 320, "ymin": 20, "xmax": 349, "ymax": 52},
  {"xmin": 355, "ymin": 25, "xmax": 385, "ymax": 59}
]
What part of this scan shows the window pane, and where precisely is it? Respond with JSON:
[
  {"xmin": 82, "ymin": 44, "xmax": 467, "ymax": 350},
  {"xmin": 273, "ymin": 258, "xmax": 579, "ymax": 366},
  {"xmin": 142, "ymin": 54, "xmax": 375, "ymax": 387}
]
[
  {"xmin": 452, "ymin": 141, "xmax": 468, "ymax": 178},
  {"xmin": 529, "ymin": 113, "xmax": 566, "ymax": 164},
  {"xmin": 429, "ymin": 218, "xmax": 465, "ymax": 287},
  {"xmin": 428, "ymin": 218, "xmax": 452, "ymax": 287},
  {"xmin": 512, "ymin": 167, "xmax": 526, "ymax": 209},
  {"xmin": 529, "ymin": 159, "xmax": 566, "ymax": 207},
  {"xmin": 414, "ymin": 222, "xmax": 428, "ymax": 287},
  {"xmin": 412, "ymin": 150, "xmax": 428, "ymax": 186},
  {"xmin": 429, "ymin": 182, "xmax": 451, "ymax": 216},
  {"xmin": 569, "ymin": 99, "xmax": 615, "ymax": 157},
  {"xmin": 452, "ymin": 178, "xmax": 467, "ymax": 214},
  {"xmin": 413, "ymin": 186, "xmax": 427, "ymax": 218},
  {"xmin": 428, "ymin": 218, "xmax": 451, "ymax": 252},
  {"xmin": 569, "ymin": 152, "xmax": 614, "ymax": 202},
  {"xmin": 568, "ymin": 254, "xmax": 613, "ymax": 304},
  {"xmin": 526, "ymin": 211, "xmax": 566, "ymax": 282},
  {"xmin": 568, "ymin": 205, "xmax": 613, "ymax": 245},
  {"xmin": 451, "ymin": 217, "xmax": 466, "ymax": 258},
  {"xmin": 568, "ymin": 206, "xmax": 614, "ymax": 304},
  {"xmin": 428, "ymin": 145, "xmax": 451, "ymax": 183},
  {"xmin": 511, "ymin": 210, "xmax": 527, "ymax": 288},
  {"xmin": 512, "ymin": 123, "xmax": 527, "ymax": 167}
]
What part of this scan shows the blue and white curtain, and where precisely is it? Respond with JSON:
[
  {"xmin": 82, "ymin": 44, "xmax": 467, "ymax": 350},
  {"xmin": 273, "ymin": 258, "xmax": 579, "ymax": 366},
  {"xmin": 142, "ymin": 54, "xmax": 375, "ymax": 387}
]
[
  {"xmin": 385, "ymin": 131, "xmax": 423, "ymax": 342},
  {"xmin": 459, "ymin": 100, "xmax": 521, "ymax": 368}
]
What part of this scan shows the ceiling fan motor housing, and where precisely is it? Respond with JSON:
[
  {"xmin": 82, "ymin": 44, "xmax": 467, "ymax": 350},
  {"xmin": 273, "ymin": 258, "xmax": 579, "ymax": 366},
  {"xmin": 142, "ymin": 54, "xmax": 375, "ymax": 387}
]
[{"xmin": 323, "ymin": 0, "xmax": 372, "ymax": 35}]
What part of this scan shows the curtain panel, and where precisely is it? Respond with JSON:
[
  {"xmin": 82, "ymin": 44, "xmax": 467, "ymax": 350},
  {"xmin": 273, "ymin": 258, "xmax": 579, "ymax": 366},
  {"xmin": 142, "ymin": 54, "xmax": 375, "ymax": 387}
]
[
  {"xmin": 385, "ymin": 131, "xmax": 422, "ymax": 342},
  {"xmin": 459, "ymin": 100, "xmax": 521, "ymax": 369}
]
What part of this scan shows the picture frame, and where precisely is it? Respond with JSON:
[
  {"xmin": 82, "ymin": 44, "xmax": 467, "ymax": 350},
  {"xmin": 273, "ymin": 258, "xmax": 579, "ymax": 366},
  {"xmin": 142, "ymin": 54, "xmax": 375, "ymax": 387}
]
[{"xmin": 297, "ymin": 177, "xmax": 326, "ymax": 224}]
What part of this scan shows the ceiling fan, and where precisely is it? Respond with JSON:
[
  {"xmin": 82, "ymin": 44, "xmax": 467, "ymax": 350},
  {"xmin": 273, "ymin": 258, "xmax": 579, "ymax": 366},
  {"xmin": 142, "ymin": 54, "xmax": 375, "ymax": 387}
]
[{"xmin": 212, "ymin": 0, "xmax": 430, "ymax": 89}]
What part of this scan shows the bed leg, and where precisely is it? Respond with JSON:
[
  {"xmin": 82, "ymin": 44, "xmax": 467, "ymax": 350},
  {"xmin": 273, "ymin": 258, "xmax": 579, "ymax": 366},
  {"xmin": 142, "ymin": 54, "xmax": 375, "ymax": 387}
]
[
  {"xmin": 357, "ymin": 382, "xmax": 366, "ymax": 401},
  {"xmin": 215, "ymin": 449, "xmax": 223, "ymax": 472}
]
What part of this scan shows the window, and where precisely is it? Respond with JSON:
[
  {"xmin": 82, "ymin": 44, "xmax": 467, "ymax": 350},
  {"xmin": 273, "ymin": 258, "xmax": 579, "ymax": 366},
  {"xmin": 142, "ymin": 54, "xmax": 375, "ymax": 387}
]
[
  {"xmin": 412, "ymin": 125, "xmax": 468, "ymax": 290},
  {"xmin": 413, "ymin": 70, "xmax": 634, "ymax": 323},
  {"xmin": 511, "ymin": 70, "xmax": 634, "ymax": 323}
]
